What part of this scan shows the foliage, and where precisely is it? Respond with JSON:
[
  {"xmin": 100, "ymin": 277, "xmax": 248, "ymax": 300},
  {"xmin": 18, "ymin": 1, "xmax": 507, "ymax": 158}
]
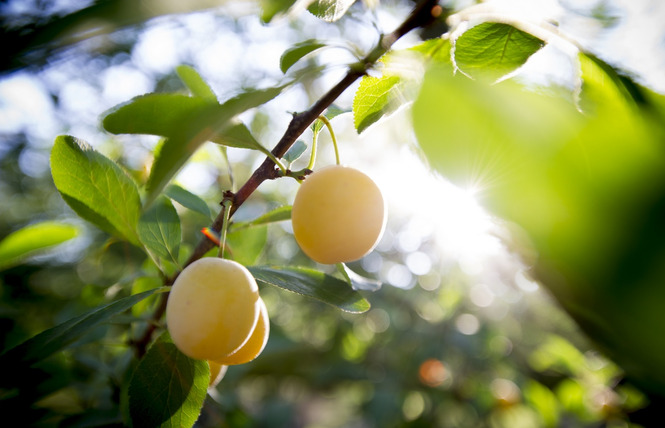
[{"xmin": 2, "ymin": 0, "xmax": 665, "ymax": 426}]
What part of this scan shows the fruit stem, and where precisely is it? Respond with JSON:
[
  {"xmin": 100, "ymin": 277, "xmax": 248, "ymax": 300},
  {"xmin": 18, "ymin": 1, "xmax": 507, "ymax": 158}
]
[
  {"xmin": 218, "ymin": 195, "xmax": 233, "ymax": 259},
  {"xmin": 317, "ymin": 115, "xmax": 341, "ymax": 165},
  {"xmin": 306, "ymin": 125, "xmax": 320, "ymax": 171}
]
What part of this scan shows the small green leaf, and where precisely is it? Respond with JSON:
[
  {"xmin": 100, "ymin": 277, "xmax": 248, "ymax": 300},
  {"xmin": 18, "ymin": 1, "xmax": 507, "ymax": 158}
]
[
  {"xmin": 138, "ymin": 196, "xmax": 181, "ymax": 265},
  {"xmin": 0, "ymin": 287, "xmax": 168, "ymax": 367},
  {"xmin": 353, "ymin": 74, "xmax": 402, "ymax": 133},
  {"xmin": 210, "ymin": 121, "xmax": 269, "ymax": 151},
  {"xmin": 165, "ymin": 184, "xmax": 212, "ymax": 219},
  {"xmin": 227, "ymin": 226, "xmax": 267, "ymax": 266},
  {"xmin": 283, "ymin": 140, "xmax": 308, "ymax": 164},
  {"xmin": 453, "ymin": 22, "xmax": 545, "ymax": 80},
  {"xmin": 260, "ymin": 0, "xmax": 297, "ymax": 22},
  {"xmin": 0, "ymin": 221, "xmax": 79, "ymax": 270},
  {"xmin": 128, "ymin": 332, "xmax": 208, "ymax": 428},
  {"xmin": 308, "ymin": 0, "xmax": 356, "ymax": 22},
  {"xmin": 280, "ymin": 39, "xmax": 327, "ymax": 73},
  {"xmin": 248, "ymin": 265, "xmax": 370, "ymax": 313},
  {"xmin": 231, "ymin": 206, "xmax": 292, "ymax": 231},
  {"xmin": 176, "ymin": 65, "xmax": 217, "ymax": 101},
  {"xmin": 336, "ymin": 263, "xmax": 382, "ymax": 291},
  {"xmin": 50, "ymin": 135, "xmax": 142, "ymax": 245}
]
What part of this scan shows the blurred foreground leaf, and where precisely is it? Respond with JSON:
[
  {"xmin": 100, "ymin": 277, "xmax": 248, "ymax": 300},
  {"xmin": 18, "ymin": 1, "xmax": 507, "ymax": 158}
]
[
  {"xmin": 0, "ymin": 221, "xmax": 79, "ymax": 270},
  {"xmin": 413, "ymin": 62, "xmax": 665, "ymax": 394}
]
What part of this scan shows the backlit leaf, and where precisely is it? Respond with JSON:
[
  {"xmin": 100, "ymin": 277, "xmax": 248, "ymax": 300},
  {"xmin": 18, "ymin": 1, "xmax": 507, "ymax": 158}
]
[
  {"xmin": 353, "ymin": 74, "xmax": 402, "ymax": 133},
  {"xmin": 50, "ymin": 135, "xmax": 142, "ymax": 245},
  {"xmin": 308, "ymin": 0, "xmax": 356, "ymax": 22},
  {"xmin": 453, "ymin": 22, "xmax": 544, "ymax": 80}
]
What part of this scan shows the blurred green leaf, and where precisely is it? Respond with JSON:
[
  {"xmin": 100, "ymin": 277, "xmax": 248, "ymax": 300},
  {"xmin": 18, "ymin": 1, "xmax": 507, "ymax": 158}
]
[
  {"xmin": 248, "ymin": 265, "xmax": 370, "ymax": 313},
  {"xmin": 227, "ymin": 226, "xmax": 267, "ymax": 266},
  {"xmin": 524, "ymin": 380, "xmax": 559, "ymax": 427},
  {"xmin": 453, "ymin": 22, "xmax": 544, "ymax": 80},
  {"xmin": 231, "ymin": 206, "xmax": 292, "ymax": 231},
  {"xmin": 132, "ymin": 276, "xmax": 163, "ymax": 317},
  {"xmin": 50, "ymin": 135, "xmax": 142, "ymax": 245},
  {"xmin": 308, "ymin": 0, "xmax": 356, "ymax": 22},
  {"xmin": 413, "ymin": 62, "xmax": 665, "ymax": 394},
  {"xmin": 165, "ymin": 184, "xmax": 212, "ymax": 219},
  {"xmin": 138, "ymin": 196, "xmax": 181, "ymax": 266},
  {"xmin": 176, "ymin": 65, "xmax": 217, "ymax": 101},
  {"xmin": 260, "ymin": 0, "xmax": 297, "ymax": 22},
  {"xmin": 128, "ymin": 332, "xmax": 208, "ymax": 428},
  {"xmin": 0, "ymin": 221, "xmax": 79, "ymax": 271},
  {"xmin": 0, "ymin": 287, "xmax": 168, "ymax": 367},
  {"xmin": 280, "ymin": 39, "xmax": 327, "ymax": 73}
]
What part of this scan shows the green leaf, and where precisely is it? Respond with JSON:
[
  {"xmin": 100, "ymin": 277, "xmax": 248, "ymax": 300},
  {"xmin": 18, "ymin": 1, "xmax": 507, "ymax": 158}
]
[
  {"xmin": 0, "ymin": 221, "xmax": 79, "ymax": 270},
  {"xmin": 308, "ymin": 0, "xmax": 356, "ymax": 22},
  {"xmin": 227, "ymin": 226, "xmax": 267, "ymax": 266},
  {"xmin": 50, "ymin": 135, "xmax": 142, "ymax": 245},
  {"xmin": 0, "ymin": 287, "xmax": 168, "ymax": 367},
  {"xmin": 231, "ymin": 205, "xmax": 292, "ymax": 231},
  {"xmin": 259, "ymin": 0, "xmax": 296, "ymax": 22},
  {"xmin": 411, "ymin": 38, "xmax": 452, "ymax": 63},
  {"xmin": 280, "ymin": 39, "xmax": 327, "ymax": 73},
  {"xmin": 176, "ymin": 65, "xmax": 217, "ymax": 101},
  {"xmin": 453, "ymin": 22, "xmax": 545, "ymax": 80},
  {"xmin": 138, "ymin": 196, "xmax": 181, "ymax": 265},
  {"xmin": 351, "ymin": 39, "xmax": 450, "ymax": 134},
  {"xmin": 128, "ymin": 332, "xmax": 208, "ymax": 428},
  {"xmin": 210, "ymin": 121, "xmax": 270, "ymax": 151},
  {"xmin": 248, "ymin": 265, "xmax": 370, "ymax": 313},
  {"xmin": 165, "ymin": 184, "xmax": 212, "ymax": 219},
  {"xmin": 413, "ymin": 64, "xmax": 665, "ymax": 394},
  {"xmin": 283, "ymin": 140, "xmax": 308, "ymax": 164},
  {"xmin": 102, "ymin": 93, "xmax": 217, "ymax": 138},
  {"xmin": 353, "ymin": 74, "xmax": 402, "ymax": 133},
  {"xmin": 336, "ymin": 263, "xmax": 382, "ymax": 291}
]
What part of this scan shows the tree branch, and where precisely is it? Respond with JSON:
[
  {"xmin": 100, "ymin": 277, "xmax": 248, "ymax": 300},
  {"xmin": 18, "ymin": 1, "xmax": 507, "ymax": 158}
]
[{"xmin": 134, "ymin": 0, "xmax": 442, "ymax": 358}]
